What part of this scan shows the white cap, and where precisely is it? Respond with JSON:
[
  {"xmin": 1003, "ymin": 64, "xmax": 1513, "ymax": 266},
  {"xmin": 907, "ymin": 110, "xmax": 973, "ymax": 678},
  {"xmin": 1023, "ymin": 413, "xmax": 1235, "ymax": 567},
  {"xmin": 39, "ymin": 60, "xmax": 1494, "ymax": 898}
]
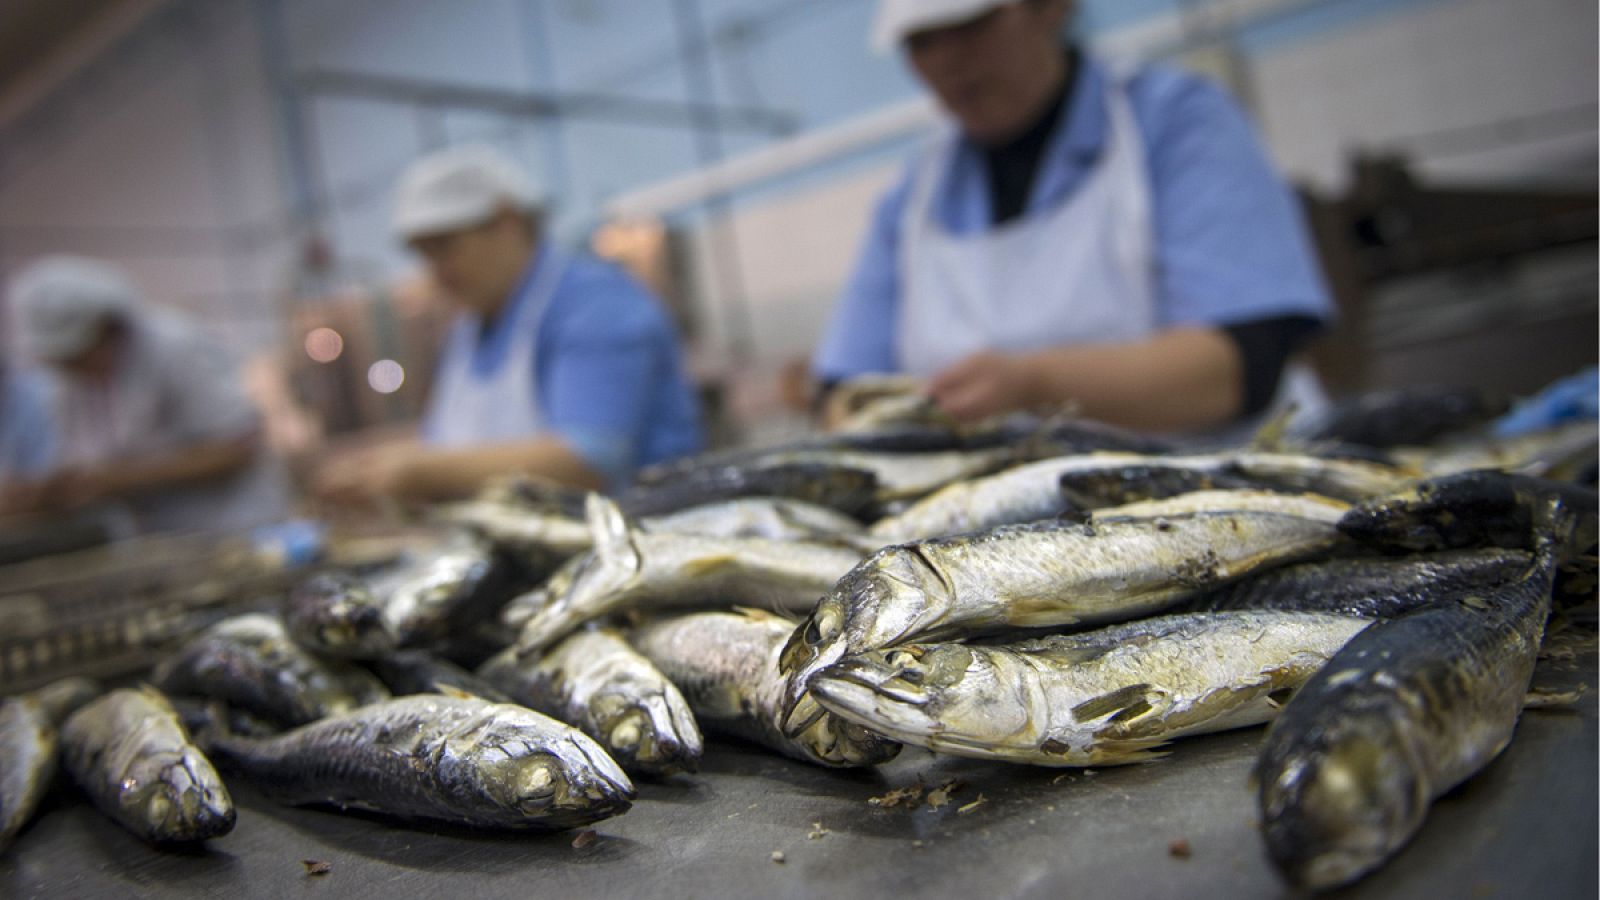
[
  {"xmin": 872, "ymin": 0, "xmax": 1017, "ymax": 53},
  {"xmin": 10, "ymin": 256, "xmax": 139, "ymax": 362},
  {"xmin": 391, "ymin": 144, "xmax": 543, "ymax": 241}
]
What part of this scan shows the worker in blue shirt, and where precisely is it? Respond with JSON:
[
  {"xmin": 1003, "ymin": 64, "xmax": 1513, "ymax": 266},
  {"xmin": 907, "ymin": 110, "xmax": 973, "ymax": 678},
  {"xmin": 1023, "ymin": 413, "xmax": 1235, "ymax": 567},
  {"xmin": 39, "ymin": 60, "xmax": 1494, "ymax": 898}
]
[
  {"xmin": 315, "ymin": 145, "xmax": 703, "ymax": 503},
  {"xmin": 815, "ymin": 0, "xmax": 1334, "ymax": 432}
]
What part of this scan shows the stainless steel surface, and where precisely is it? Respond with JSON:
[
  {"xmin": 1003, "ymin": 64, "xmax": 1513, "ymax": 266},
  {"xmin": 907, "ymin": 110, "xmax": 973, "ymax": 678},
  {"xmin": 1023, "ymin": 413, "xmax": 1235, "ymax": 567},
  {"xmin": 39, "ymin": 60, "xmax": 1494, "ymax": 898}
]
[{"xmin": 2, "ymin": 652, "xmax": 1593, "ymax": 899}]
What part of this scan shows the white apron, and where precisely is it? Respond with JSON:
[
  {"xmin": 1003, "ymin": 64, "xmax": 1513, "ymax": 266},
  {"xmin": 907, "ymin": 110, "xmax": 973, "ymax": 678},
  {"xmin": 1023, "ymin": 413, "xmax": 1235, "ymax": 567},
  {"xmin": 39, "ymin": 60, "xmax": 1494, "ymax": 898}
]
[
  {"xmin": 894, "ymin": 76, "xmax": 1326, "ymax": 423},
  {"xmin": 896, "ymin": 79, "xmax": 1158, "ymax": 378},
  {"xmin": 424, "ymin": 251, "xmax": 567, "ymax": 447}
]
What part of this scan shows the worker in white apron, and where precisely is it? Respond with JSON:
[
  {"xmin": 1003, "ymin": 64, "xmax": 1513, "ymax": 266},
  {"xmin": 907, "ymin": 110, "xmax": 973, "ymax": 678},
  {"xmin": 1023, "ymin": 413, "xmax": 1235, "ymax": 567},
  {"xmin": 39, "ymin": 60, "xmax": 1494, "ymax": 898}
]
[
  {"xmin": 8, "ymin": 256, "xmax": 287, "ymax": 534},
  {"xmin": 313, "ymin": 145, "xmax": 702, "ymax": 504},
  {"xmin": 814, "ymin": 0, "xmax": 1332, "ymax": 434}
]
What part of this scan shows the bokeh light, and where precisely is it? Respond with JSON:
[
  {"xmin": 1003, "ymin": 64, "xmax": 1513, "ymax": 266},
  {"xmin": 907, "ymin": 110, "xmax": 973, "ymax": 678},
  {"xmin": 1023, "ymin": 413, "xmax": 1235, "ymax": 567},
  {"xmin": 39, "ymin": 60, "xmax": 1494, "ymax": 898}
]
[
  {"xmin": 367, "ymin": 359, "xmax": 405, "ymax": 394},
  {"xmin": 304, "ymin": 327, "xmax": 344, "ymax": 363}
]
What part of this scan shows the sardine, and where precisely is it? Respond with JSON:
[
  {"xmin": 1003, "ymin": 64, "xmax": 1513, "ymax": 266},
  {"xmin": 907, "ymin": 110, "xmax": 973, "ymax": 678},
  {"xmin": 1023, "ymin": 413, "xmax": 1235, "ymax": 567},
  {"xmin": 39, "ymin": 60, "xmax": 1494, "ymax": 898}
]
[
  {"xmin": 203, "ymin": 694, "xmax": 633, "ymax": 830},
  {"xmin": 512, "ymin": 495, "xmax": 864, "ymax": 656},
  {"xmin": 371, "ymin": 651, "xmax": 513, "ymax": 704},
  {"xmin": 643, "ymin": 497, "xmax": 867, "ymax": 544},
  {"xmin": 153, "ymin": 613, "xmax": 390, "ymax": 727},
  {"xmin": 1186, "ymin": 548, "xmax": 1532, "ymax": 618},
  {"xmin": 437, "ymin": 498, "xmax": 592, "ymax": 571},
  {"xmin": 619, "ymin": 463, "xmax": 880, "ymax": 519},
  {"xmin": 1290, "ymin": 386, "xmax": 1510, "ymax": 448},
  {"xmin": 811, "ymin": 610, "xmax": 1370, "ymax": 766},
  {"xmin": 60, "ymin": 686, "xmax": 234, "ymax": 844},
  {"xmin": 1338, "ymin": 469, "xmax": 1598, "ymax": 559},
  {"xmin": 1253, "ymin": 538, "xmax": 1560, "ymax": 890},
  {"xmin": 780, "ymin": 510, "xmax": 1346, "ymax": 731},
  {"xmin": 874, "ymin": 451, "xmax": 1403, "ymax": 542},
  {"xmin": 633, "ymin": 610, "xmax": 899, "ymax": 768},
  {"xmin": 1401, "ymin": 420, "xmax": 1598, "ymax": 480},
  {"xmin": 480, "ymin": 630, "xmax": 702, "ymax": 776},
  {"xmin": 0, "ymin": 677, "xmax": 100, "ymax": 852},
  {"xmin": 1091, "ymin": 490, "xmax": 1351, "ymax": 525},
  {"xmin": 870, "ymin": 452, "xmax": 1153, "ymax": 541},
  {"xmin": 285, "ymin": 537, "xmax": 498, "ymax": 659},
  {"xmin": 1058, "ymin": 462, "xmax": 1277, "ymax": 512}
]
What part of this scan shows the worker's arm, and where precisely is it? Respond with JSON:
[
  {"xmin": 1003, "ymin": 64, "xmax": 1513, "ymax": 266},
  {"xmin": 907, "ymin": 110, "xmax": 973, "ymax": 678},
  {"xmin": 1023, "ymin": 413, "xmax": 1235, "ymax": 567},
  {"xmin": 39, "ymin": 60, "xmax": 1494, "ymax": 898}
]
[
  {"xmin": 400, "ymin": 437, "xmax": 604, "ymax": 500},
  {"xmin": 31, "ymin": 432, "xmax": 259, "ymax": 513},
  {"xmin": 928, "ymin": 326, "xmax": 1244, "ymax": 431}
]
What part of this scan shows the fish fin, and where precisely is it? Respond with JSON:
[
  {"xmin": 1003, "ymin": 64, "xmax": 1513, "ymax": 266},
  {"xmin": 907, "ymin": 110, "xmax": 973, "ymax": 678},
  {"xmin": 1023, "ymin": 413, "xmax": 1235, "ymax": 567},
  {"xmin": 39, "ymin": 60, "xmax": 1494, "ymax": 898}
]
[
  {"xmin": 682, "ymin": 553, "xmax": 739, "ymax": 578},
  {"xmin": 1070, "ymin": 684, "xmax": 1157, "ymax": 724},
  {"xmin": 1247, "ymin": 403, "xmax": 1300, "ymax": 452},
  {"xmin": 437, "ymin": 685, "xmax": 489, "ymax": 703},
  {"xmin": 585, "ymin": 493, "xmax": 635, "ymax": 557},
  {"xmin": 731, "ymin": 605, "xmax": 797, "ymax": 625},
  {"xmin": 1523, "ymin": 684, "xmax": 1586, "ymax": 710}
]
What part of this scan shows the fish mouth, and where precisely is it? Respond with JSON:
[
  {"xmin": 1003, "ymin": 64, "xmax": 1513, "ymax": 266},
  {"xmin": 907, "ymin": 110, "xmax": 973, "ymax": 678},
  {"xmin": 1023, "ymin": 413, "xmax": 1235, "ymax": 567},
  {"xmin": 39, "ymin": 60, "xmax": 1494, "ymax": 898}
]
[
  {"xmin": 807, "ymin": 658, "xmax": 937, "ymax": 740},
  {"xmin": 778, "ymin": 644, "xmax": 847, "ymax": 737}
]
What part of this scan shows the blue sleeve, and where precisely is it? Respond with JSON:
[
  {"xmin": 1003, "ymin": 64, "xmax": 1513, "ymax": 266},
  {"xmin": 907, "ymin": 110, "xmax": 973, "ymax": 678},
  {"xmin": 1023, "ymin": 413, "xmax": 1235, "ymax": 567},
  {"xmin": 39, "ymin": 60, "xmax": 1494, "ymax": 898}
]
[
  {"xmin": 810, "ymin": 170, "xmax": 914, "ymax": 382},
  {"xmin": 1131, "ymin": 68, "xmax": 1334, "ymax": 329},
  {"xmin": 1, "ymin": 372, "xmax": 56, "ymax": 479},
  {"xmin": 538, "ymin": 266, "xmax": 673, "ymax": 488}
]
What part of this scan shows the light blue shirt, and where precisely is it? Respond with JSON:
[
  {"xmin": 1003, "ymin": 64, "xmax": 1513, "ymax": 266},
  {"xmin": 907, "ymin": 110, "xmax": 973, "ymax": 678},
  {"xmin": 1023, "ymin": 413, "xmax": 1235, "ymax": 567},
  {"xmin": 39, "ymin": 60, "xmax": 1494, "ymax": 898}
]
[
  {"xmin": 423, "ymin": 251, "xmax": 704, "ymax": 487},
  {"xmin": 0, "ymin": 368, "xmax": 55, "ymax": 481},
  {"xmin": 814, "ymin": 54, "xmax": 1334, "ymax": 381}
]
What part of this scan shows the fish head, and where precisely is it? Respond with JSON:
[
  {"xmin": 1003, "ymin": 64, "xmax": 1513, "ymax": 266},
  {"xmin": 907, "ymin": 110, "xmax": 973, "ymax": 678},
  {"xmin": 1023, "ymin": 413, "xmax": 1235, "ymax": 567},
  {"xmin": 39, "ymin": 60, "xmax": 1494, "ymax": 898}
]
[
  {"xmin": 129, "ymin": 750, "xmax": 236, "ymax": 843},
  {"xmin": 810, "ymin": 645, "xmax": 1016, "ymax": 748},
  {"xmin": 778, "ymin": 549, "xmax": 944, "ymax": 735},
  {"xmin": 586, "ymin": 689, "xmax": 704, "ymax": 777},
  {"xmin": 1338, "ymin": 471, "xmax": 1527, "ymax": 553},
  {"xmin": 476, "ymin": 735, "xmax": 635, "ymax": 826},
  {"xmin": 287, "ymin": 575, "xmax": 393, "ymax": 657},
  {"xmin": 787, "ymin": 697, "xmax": 903, "ymax": 767},
  {"xmin": 1256, "ymin": 707, "xmax": 1428, "ymax": 890}
]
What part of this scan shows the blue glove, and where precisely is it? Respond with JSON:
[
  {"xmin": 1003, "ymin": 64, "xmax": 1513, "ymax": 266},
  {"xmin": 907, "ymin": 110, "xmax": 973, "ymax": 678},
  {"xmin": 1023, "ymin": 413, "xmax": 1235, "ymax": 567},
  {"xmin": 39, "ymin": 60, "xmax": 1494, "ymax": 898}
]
[{"xmin": 1493, "ymin": 368, "xmax": 1599, "ymax": 437}]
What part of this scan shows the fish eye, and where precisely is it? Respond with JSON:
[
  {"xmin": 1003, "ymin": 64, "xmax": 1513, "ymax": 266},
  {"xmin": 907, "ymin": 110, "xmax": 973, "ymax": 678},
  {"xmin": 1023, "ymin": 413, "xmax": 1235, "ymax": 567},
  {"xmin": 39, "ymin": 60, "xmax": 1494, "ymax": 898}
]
[{"xmin": 804, "ymin": 606, "xmax": 841, "ymax": 646}]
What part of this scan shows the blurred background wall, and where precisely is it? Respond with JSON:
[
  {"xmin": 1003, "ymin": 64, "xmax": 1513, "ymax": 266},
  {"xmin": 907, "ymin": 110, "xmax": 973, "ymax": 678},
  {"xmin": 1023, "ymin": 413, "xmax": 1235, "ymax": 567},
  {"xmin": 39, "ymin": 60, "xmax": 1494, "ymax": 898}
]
[{"xmin": 0, "ymin": 0, "xmax": 1594, "ymax": 441}]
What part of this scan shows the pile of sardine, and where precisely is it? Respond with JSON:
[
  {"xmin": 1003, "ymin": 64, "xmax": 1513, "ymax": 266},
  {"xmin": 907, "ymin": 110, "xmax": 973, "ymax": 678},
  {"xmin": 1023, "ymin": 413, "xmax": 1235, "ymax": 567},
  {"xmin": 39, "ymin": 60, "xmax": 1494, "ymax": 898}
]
[{"xmin": 2, "ymin": 384, "xmax": 1594, "ymax": 894}]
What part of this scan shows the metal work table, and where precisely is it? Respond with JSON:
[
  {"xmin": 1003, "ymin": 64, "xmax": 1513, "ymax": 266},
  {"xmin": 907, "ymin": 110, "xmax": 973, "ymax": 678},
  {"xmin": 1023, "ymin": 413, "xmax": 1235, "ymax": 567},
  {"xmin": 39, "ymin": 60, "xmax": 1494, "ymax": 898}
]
[{"xmin": 4, "ymin": 654, "xmax": 1594, "ymax": 899}]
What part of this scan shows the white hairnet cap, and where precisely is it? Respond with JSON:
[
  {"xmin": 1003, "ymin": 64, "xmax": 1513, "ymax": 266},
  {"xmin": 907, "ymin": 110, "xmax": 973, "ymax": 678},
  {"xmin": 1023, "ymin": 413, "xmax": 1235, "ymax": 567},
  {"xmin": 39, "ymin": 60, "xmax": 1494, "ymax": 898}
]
[
  {"xmin": 392, "ymin": 145, "xmax": 543, "ymax": 241},
  {"xmin": 872, "ymin": 0, "xmax": 1017, "ymax": 53},
  {"xmin": 10, "ymin": 255, "xmax": 139, "ymax": 362}
]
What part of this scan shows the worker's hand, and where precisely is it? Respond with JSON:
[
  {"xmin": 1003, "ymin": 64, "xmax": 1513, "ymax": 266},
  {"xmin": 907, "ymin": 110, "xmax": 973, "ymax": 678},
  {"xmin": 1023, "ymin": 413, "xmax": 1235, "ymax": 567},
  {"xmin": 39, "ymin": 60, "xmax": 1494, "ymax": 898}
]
[
  {"xmin": 927, "ymin": 351, "xmax": 1039, "ymax": 422},
  {"xmin": 312, "ymin": 445, "xmax": 418, "ymax": 507}
]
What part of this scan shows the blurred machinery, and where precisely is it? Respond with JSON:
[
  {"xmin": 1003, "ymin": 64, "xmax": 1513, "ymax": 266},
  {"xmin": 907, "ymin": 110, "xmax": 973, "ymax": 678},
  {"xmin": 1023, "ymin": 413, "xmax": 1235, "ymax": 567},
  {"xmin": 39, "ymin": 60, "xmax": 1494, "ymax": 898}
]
[{"xmin": 1303, "ymin": 154, "xmax": 1598, "ymax": 397}]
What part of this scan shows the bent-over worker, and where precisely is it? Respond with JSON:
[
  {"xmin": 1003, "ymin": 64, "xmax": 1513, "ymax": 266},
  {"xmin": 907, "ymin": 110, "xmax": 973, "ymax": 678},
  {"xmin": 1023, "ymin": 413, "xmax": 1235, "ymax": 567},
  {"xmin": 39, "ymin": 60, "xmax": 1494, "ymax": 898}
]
[
  {"xmin": 315, "ymin": 145, "xmax": 702, "ymax": 504},
  {"xmin": 815, "ymin": 0, "xmax": 1334, "ymax": 432}
]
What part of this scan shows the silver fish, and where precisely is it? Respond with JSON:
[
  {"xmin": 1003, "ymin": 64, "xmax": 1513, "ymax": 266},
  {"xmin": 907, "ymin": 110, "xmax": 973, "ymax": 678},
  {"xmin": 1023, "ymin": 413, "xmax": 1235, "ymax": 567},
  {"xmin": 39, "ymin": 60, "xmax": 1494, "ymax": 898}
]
[
  {"xmin": 781, "ymin": 510, "xmax": 1345, "ymax": 731},
  {"xmin": 633, "ymin": 610, "xmax": 899, "ymax": 768},
  {"xmin": 870, "ymin": 452, "xmax": 1152, "ymax": 541},
  {"xmin": 643, "ymin": 497, "xmax": 867, "ymax": 544},
  {"xmin": 1253, "ymin": 536, "xmax": 1560, "ymax": 890},
  {"xmin": 0, "ymin": 677, "xmax": 100, "ymax": 852},
  {"xmin": 436, "ymin": 498, "xmax": 591, "ymax": 566},
  {"xmin": 60, "ymin": 686, "xmax": 235, "ymax": 844},
  {"xmin": 874, "ymin": 451, "xmax": 1401, "ymax": 542},
  {"xmin": 1092, "ymin": 490, "xmax": 1350, "ymax": 525},
  {"xmin": 285, "ymin": 537, "xmax": 497, "ymax": 659},
  {"xmin": 812, "ymin": 610, "xmax": 1370, "ymax": 766},
  {"xmin": 511, "ymin": 495, "xmax": 864, "ymax": 656},
  {"xmin": 1186, "ymin": 548, "xmax": 1532, "ymax": 618},
  {"xmin": 480, "ymin": 629, "xmax": 702, "ymax": 776},
  {"xmin": 204, "ymin": 694, "xmax": 633, "ymax": 830},
  {"xmin": 153, "ymin": 613, "xmax": 390, "ymax": 727}
]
